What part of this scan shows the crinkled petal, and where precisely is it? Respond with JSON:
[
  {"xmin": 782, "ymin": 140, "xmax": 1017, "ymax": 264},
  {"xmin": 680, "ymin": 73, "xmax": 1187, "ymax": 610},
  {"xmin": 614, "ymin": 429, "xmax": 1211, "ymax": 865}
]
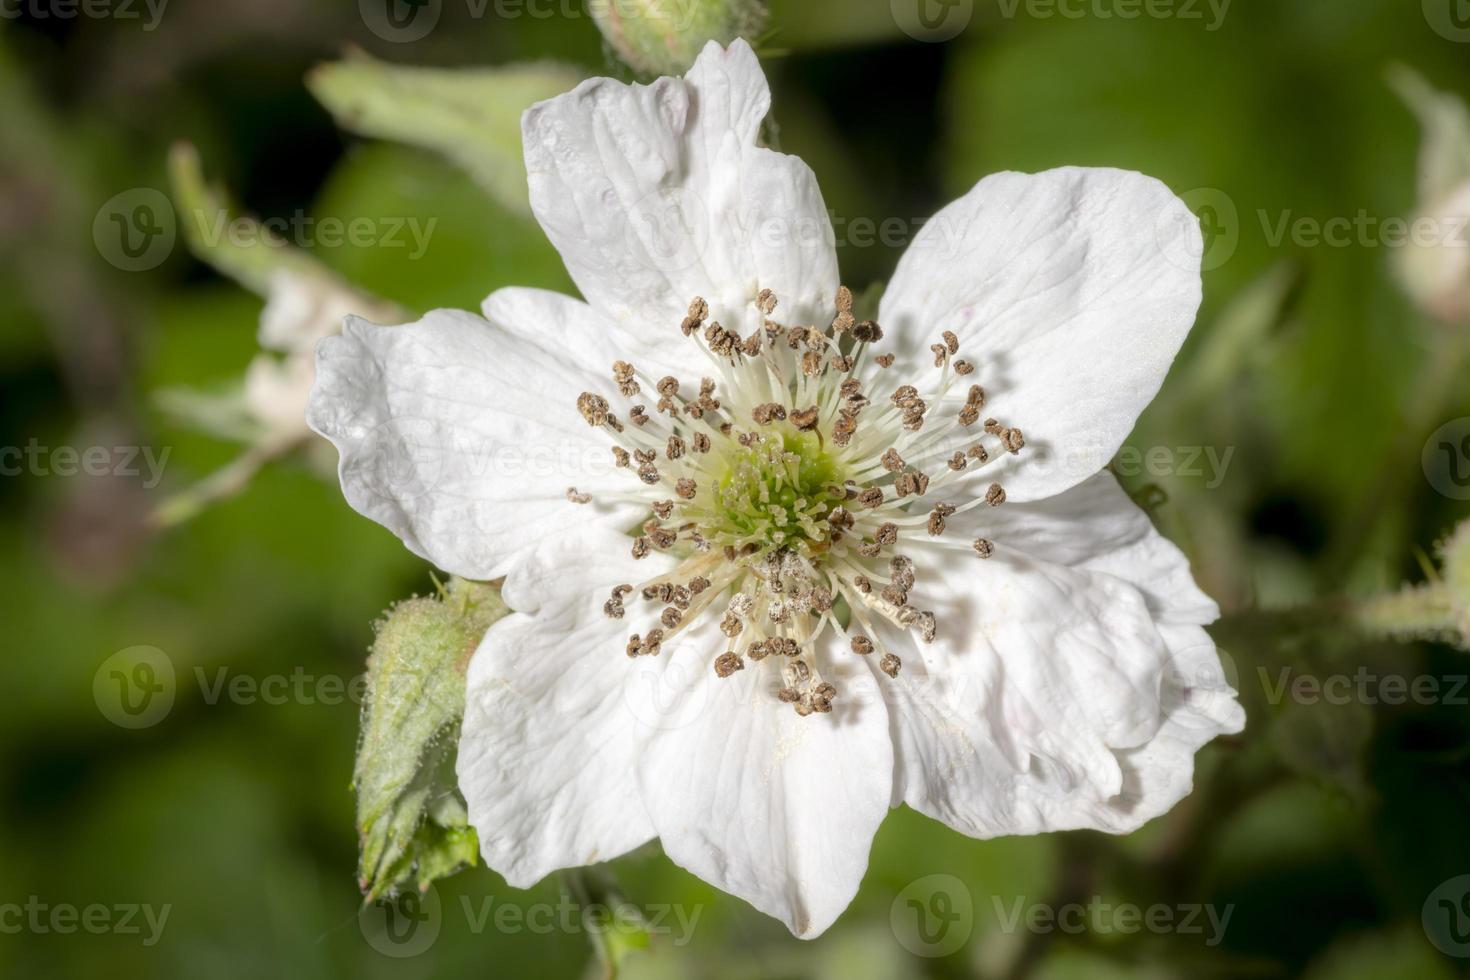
[
  {"xmin": 950, "ymin": 471, "xmax": 1219, "ymax": 624},
  {"xmin": 879, "ymin": 168, "xmax": 1202, "ymax": 501},
  {"xmin": 634, "ymin": 633, "xmax": 891, "ymax": 939},
  {"xmin": 458, "ymin": 526, "xmax": 678, "ymax": 886},
  {"xmin": 306, "ymin": 308, "xmax": 640, "ymax": 583},
  {"xmin": 522, "ymin": 39, "xmax": 838, "ymax": 335}
]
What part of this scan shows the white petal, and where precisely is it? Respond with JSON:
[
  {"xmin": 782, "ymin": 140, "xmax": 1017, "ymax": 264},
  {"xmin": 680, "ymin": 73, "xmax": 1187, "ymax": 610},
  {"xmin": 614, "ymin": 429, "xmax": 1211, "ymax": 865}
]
[
  {"xmin": 480, "ymin": 286, "xmax": 702, "ymax": 386},
  {"xmin": 951, "ymin": 471, "xmax": 1219, "ymax": 624},
  {"xmin": 522, "ymin": 39, "xmax": 839, "ymax": 333},
  {"xmin": 879, "ymin": 168, "xmax": 1202, "ymax": 501},
  {"xmin": 458, "ymin": 526, "xmax": 677, "ymax": 885},
  {"xmin": 306, "ymin": 308, "xmax": 640, "ymax": 582},
  {"xmin": 635, "ymin": 634, "xmax": 892, "ymax": 939},
  {"xmin": 874, "ymin": 553, "xmax": 1167, "ymax": 834}
]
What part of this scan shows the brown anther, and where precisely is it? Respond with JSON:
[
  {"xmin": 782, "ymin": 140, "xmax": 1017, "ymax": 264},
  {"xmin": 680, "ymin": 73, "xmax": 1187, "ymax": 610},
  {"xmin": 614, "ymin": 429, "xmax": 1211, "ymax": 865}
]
[
  {"xmin": 577, "ymin": 392, "xmax": 611, "ymax": 427},
  {"xmin": 858, "ymin": 540, "xmax": 882, "ymax": 558},
  {"xmin": 777, "ymin": 686, "xmax": 801, "ymax": 703},
  {"xmin": 752, "ymin": 403, "xmax": 787, "ymax": 425},
  {"xmin": 629, "ymin": 405, "xmax": 649, "ymax": 427},
  {"xmin": 652, "ymin": 499, "xmax": 674, "ymax": 519},
  {"xmin": 881, "ymin": 448, "xmax": 906, "ymax": 473},
  {"xmin": 714, "ymin": 652, "xmax": 744, "ymax": 678},
  {"xmin": 894, "ymin": 471, "xmax": 929, "ymax": 498},
  {"xmin": 671, "ymin": 586, "xmax": 691, "ymax": 610},
  {"xmin": 942, "ymin": 330, "xmax": 959, "ymax": 354},
  {"xmin": 661, "ymin": 607, "xmax": 683, "ymax": 629},
  {"xmin": 641, "ymin": 629, "xmax": 665, "ymax": 656},
  {"xmin": 720, "ymin": 612, "xmax": 743, "ymax": 637},
  {"xmin": 566, "ymin": 487, "xmax": 592, "ymax": 504},
  {"xmin": 828, "ymin": 506, "xmax": 854, "ymax": 530},
  {"xmin": 851, "ymin": 636, "xmax": 874, "ymax": 655},
  {"xmin": 742, "ymin": 332, "xmax": 763, "ymax": 356},
  {"xmin": 927, "ymin": 512, "xmax": 947, "ymax": 536},
  {"xmin": 756, "ymin": 288, "xmax": 778, "ymax": 315},
  {"xmin": 875, "ymin": 522, "xmax": 899, "ymax": 546},
  {"xmin": 692, "ymin": 432, "xmax": 711, "ymax": 453},
  {"xmin": 811, "ymin": 587, "xmax": 833, "ymax": 612},
  {"xmin": 626, "ymin": 634, "xmax": 642, "ymax": 658},
  {"xmin": 836, "ymin": 285, "xmax": 854, "ymax": 313},
  {"xmin": 832, "ymin": 354, "xmax": 854, "ymax": 372},
  {"xmin": 688, "ymin": 296, "xmax": 709, "ymax": 321},
  {"xmin": 954, "ymin": 360, "xmax": 975, "ymax": 375},
  {"xmin": 801, "ymin": 351, "xmax": 823, "ymax": 377},
  {"xmin": 631, "ymin": 537, "xmax": 650, "ymax": 560},
  {"xmin": 794, "ymin": 700, "xmax": 814, "ymax": 717},
  {"xmin": 931, "ymin": 343, "xmax": 948, "ymax": 367},
  {"xmin": 875, "ymin": 353, "xmax": 896, "ymax": 368},
  {"xmin": 1002, "ymin": 427, "xmax": 1025, "ymax": 453},
  {"xmin": 832, "ymin": 311, "xmax": 855, "ymax": 334},
  {"xmin": 879, "ymin": 653, "xmax": 902, "ymax": 677},
  {"xmin": 612, "ymin": 361, "xmax": 640, "ymax": 397},
  {"xmin": 852, "ymin": 320, "xmax": 884, "ymax": 343},
  {"xmin": 881, "ymin": 583, "xmax": 909, "ymax": 606},
  {"xmin": 968, "ymin": 444, "xmax": 990, "ymax": 463},
  {"xmin": 853, "ymin": 574, "xmax": 872, "ymax": 594},
  {"xmin": 947, "ymin": 451, "xmax": 968, "ymax": 471},
  {"xmin": 984, "ymin": 417, "xmax": 1002, "ymax": 434},
  {"xmin": 857, "ymin": 487, "xmax": 884, "ymax": 508},
  {"xmin": 959, "ymin": 404, "xmax": 980, "ymax": 427},
  {"xmin": 891, "ymin": 385, "xmax": 919, "ymax": 406},
  {"xmin": 666, "ymin": 436, "xmax": 686, "ymax": 460},
  {"xmin": 637, "ymin": 463, "xmax": 660, "ymax": 485},
  {"xmin": 916, "ymin": 611, "xmax": 937, "ymax": 643},
  {"xmin": 973, "ymin": 538, "xmax": 994, "ymax": 558},
  {"xmin": 689, "ymin": 576, "xmax": 711, "ymax": 594},
  {"xmin": 986, "ymin": 483, "xmax": 1007, "ymax": 507},
  {"xmin": 675, "ymin": 478, "xmax": 697, "ymax": 500},
  {"xmin": 832, "ymin": 413, "xmax": 857, "ymax": 446},
  {"xmin": 790, "ymin": 407, "xmax": 820, "ymax": 431},
  {"xmin": 645, "ymin": 523, "xmax": 678, "ymax": 549},
  {"xmin": 656, "ymin": 377, "xmax": 680, "ymax": 399},
  {"xmin": 612, "ymin": 447, "xmax": 631, "ymax": 468}
]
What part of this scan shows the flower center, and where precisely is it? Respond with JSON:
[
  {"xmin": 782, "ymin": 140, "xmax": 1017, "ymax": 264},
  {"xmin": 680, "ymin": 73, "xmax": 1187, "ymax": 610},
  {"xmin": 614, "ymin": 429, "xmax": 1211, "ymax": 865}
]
[{"xmin": 569, "ymin": 288, "xmax": 1026, "ymax": 717}]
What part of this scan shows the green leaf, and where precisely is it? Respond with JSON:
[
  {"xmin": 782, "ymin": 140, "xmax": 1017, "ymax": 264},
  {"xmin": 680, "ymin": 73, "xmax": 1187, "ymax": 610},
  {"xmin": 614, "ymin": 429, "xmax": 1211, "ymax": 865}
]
[
  {"xmin": 355, "ymin": 576, "xmax": 509, "ymax": 901},
  {"xmin": 307, "ymin": 55, "xmax": 582, "ymax": 216}
]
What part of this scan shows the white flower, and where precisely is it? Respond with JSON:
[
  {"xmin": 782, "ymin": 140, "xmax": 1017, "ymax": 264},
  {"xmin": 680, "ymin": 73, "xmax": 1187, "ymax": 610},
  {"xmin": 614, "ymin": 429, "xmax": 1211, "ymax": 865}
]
[{"xmin": 306, "ymin": 40, "xmax": 1243, "ymax": 938}]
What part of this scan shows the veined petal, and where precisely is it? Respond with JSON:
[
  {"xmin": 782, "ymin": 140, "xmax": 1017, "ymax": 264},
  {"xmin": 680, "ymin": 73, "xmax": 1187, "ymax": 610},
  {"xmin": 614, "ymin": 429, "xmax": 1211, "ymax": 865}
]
[
  {"xmin": 634, "ymin": 632, "xmax": 892, "ymax": 939},
  {"xmin": 950, "ymin": 471, "xmax": 1219, "ymax": 625},
  {"xmin": 879, "ymin": 168, "xmax": 1202, "ymax": 502},
  {"xmin": 458, "ymin": 526, "xmax": 678, "ymax": 886},
  {"xmin": 522, "ymin": 39, "xmax": 839, "ymax": 335},
  {"xmin": 306, "ymin": 308, "xmax": 640, "ymax": 583}
]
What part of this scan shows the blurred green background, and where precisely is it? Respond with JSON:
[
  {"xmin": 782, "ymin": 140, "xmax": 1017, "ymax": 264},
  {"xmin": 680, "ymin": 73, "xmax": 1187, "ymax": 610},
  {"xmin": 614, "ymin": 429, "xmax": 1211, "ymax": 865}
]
[{"xmin": 3, "ymin": 0, "xmax": 1470, "ymax": 976}]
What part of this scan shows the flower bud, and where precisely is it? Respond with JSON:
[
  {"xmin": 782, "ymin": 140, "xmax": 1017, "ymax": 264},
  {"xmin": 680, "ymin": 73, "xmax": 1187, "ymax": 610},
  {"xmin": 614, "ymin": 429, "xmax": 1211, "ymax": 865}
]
[
  {"xmin": 356, "ymin": 577, "xmax": 509, "ymax": 900},
  {"xmin": 589, "ymin": 0, "xmax": 769, "ymax": 76}
]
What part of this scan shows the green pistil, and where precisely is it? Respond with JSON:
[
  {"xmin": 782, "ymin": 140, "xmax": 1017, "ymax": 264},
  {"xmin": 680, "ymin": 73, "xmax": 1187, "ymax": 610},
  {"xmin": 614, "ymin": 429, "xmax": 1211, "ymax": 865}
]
[{"xmin": 692, "ymin": 430, "xmax": 849, "ymax": 555}]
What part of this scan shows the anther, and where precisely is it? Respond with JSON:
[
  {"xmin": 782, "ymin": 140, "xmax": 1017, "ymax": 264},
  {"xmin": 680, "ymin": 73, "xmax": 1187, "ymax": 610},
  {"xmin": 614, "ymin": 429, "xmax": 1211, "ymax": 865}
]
[
  {"xmin": 675, "ymin": 478, "xmax": 697, "ymax": 500},
  {"xmin": 876, "ymin": 522, "xmax": 898, "ymax": 546},
  {"xmin": 566, "ymin": 488, "xmax": 592, "ymax": 504},
  {"xmin": 973, "ymin": 538, "xmax": 994, "ymax": 558},
  {"xmin": 612, "ymin": 361, "xmax": 639, "ymax": 396},
  {"xmin": 756, "ymin": 288, "xmax": 778, "ymax": 315},
  {"xmin": 714, "ymin": 652, "xmax": 744, "ymax": 677},
  {"xmin": 652, "ymin": 500, "xmax": 673, "ymax": 519},
  {"xmin": 852, "ymin": 320, "xmax": 884, "ymax": 343},
  {"xmin": 577, "ymin": 392, "xmax": 611, "ymax": 427},
  {"xmin": 879, "ymin": 653, "xmax": 902, "ymax": 677},
  {"xmin": 875, "ymin": 353, "xmax": 895, "ymax": 368},
  {"xmin": 851, "ymin": 636, "xmax": 874, "ymax": 655},
  {"xmin": 986, "ymin": 484, "xmax": 1007, "ymax": 506},
  {"xmin": 943, "ymin": 331, "xmax": 959, "ymax": 354},
  {"xmin": 790, "ymin": 407, "xmax": 819, "ymax": 430}
]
